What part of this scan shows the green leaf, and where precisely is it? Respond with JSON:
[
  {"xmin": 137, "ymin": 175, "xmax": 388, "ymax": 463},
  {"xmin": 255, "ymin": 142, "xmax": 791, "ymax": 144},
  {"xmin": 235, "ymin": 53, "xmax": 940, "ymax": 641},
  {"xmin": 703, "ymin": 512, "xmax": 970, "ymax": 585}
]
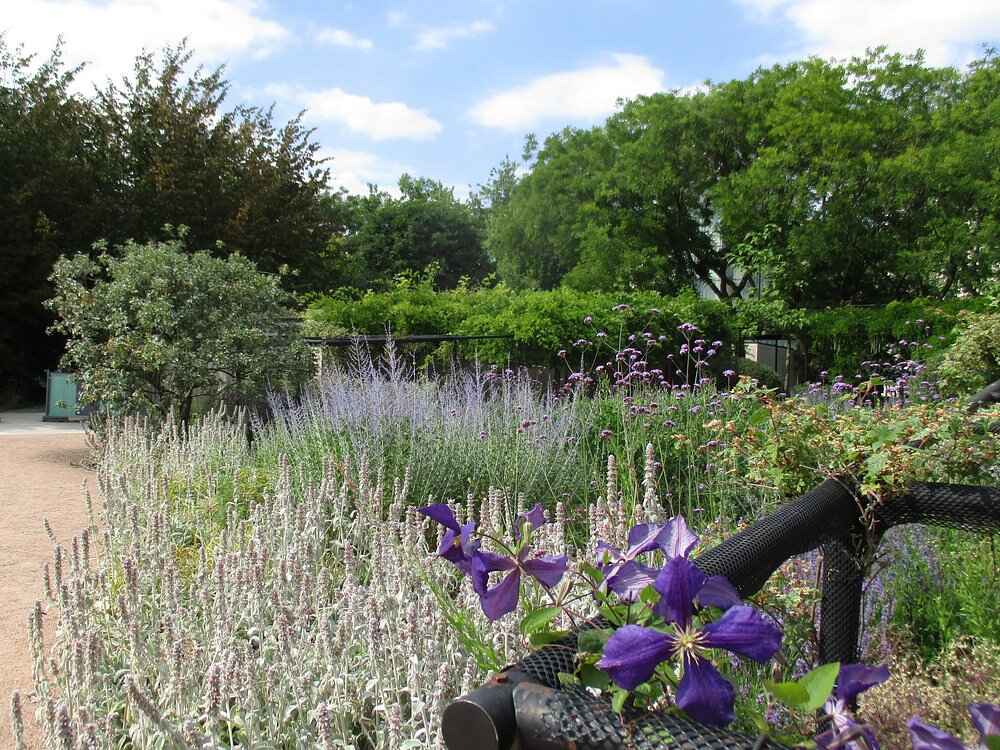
[
  {"xmin": 750, "ymin": 407, "xmax": 771, "ymax": 427},
  {"xmin": 579, "ymin": 562, "xmax": 605, "ymax": 584},
  {"xmin": 520, "ymin": 607, "xmax": 561, "ymax": 635},
  {"xmin": 639, "ymin": 585, "xmax": 660, "ymax": 606},
  {"xmin": 764, "ymin": 680, "xmax": 810, "ymax": 709},
  {"xmin": 579, "ymin": 663, "xmax": 611, "ymax": 691},
  {"xmin": 865, "ymin": 451, "xmax": 889, "ymax": 476},
  {"xmin": 577, "ymin": 628, "xmax": 613, "ymax": 654},
  {"xmin": 557, "ymin": 671, "xmax": 580, "ymax": 687},
  {"xmin": 529, "ymin": 629, "xmax": 571, "ymax": 646},
  {"xmin": 797, "ymin": 662, "xmax": 840, "ymax": 711},
  {"xmin": 611, "ymin": 687, "xmax": 628, "ymax": 713},
  {"xmin": 984, "ymin": 737, "xmax": 1000, "ymax": 750}
]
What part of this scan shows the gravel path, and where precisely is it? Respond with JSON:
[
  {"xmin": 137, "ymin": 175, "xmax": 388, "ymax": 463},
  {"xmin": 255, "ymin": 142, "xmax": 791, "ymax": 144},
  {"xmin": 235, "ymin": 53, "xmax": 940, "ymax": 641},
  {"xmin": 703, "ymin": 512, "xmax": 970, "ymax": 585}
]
[{"xmin": 0, "ymin": 427, "xmax": 92, "ymax": 749}]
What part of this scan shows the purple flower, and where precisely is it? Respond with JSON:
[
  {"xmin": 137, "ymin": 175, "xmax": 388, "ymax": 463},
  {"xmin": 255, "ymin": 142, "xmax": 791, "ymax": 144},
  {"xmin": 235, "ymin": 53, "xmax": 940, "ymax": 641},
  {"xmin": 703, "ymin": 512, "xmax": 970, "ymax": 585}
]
[
  {"xmin": 596, "ymin": 532, "xmax": 780, "ymax": 726},
  {"xmin": 971, "ymin": 704, "xmax": 1000, "ymax": 738},
  {"xmin": 908, "ymin": 720, "xmax": 966, "ymax": 750},
  {"xmin": 417, "ymin": 504, "xmax": 479, "ymax": 574},
  {"xmin": 470, "ymin": 504, "xmax": 567, "ymax": 620},
  {"xmin": 596, "ymin": 516, "xmax": 700, "ymax": 600},
  {"xmin": 908, "ymin": 704, "xmax": 1000, "ymax": 750},
  {"xmin": 723, "ymin": 369, "xmax": 735, "ymax": 379},
  {"xmin": 815, "ymin": 664, "xmax": 890, "ymax": 750},
  {"xmin": 470, "ymin": 549, "xmax": 567, "ymax": 620}
]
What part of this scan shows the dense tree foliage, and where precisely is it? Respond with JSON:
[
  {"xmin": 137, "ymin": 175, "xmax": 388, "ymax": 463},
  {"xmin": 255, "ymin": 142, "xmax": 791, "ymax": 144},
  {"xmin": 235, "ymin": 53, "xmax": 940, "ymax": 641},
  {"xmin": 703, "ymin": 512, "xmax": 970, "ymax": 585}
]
[
  {"xmin": 329, "ymin": 175, "xmax": 491, "ymax": 290},
  {"xmin": 89, "ymin": 45, "xmax": 344, "ymax": 290},
  {"xmin": 0, "ymin": 39, "xmax": 342, "ymax": 404},
  {"xmin": 487, "ymin": 49, "xmax": 1000, "ymax": 307},
  {"xmin": 5, "ymin": 38, "xmax": 1000, "ymax": 404},
  {"xmin": 46, "ymin": 235, "xmax": 315, "ymax": 425},
  {"xmin": 0, "ymin": 42, "xmax": 105, "ymax": 404}
]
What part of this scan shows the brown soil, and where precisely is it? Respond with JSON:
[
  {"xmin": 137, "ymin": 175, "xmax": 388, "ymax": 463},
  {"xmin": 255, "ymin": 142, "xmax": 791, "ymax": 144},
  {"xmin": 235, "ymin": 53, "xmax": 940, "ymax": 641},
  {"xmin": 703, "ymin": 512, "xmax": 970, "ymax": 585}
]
[{"xmin": 0, "ymin": 434, "xmax": 92, "ymax": 749}]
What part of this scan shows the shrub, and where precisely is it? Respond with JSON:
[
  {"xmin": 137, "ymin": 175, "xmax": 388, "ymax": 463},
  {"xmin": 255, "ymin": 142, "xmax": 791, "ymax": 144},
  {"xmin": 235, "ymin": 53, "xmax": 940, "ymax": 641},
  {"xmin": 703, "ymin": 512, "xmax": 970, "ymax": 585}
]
[
  {"xmin": 860, "ymin": 636, "xmax": 1000, "ymax": 749},
  {"xmin": 46, "ymin": 232, "xmax": 315, "ymax": 426},
  {"xmin": 934, "ymin": 311, "xmax": 1000, "ymax": 396}
]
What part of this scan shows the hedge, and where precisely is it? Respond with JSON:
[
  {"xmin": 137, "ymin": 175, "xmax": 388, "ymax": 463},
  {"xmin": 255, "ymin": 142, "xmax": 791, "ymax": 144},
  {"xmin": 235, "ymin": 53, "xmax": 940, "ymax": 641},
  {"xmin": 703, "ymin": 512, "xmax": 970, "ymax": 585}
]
[{"xmin": 305, "ymin": 282, "xmax": 987, "ymax": 380}]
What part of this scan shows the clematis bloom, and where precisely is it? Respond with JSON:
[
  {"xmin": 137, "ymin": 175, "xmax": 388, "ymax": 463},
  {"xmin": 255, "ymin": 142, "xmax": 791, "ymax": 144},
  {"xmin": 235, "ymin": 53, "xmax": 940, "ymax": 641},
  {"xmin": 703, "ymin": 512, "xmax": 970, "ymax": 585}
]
[
  {"xmin": 470, "ymin": 503, "xmax": 567, "ymax": 620},
  {"xmin": 597, "ymin": 552, "xmax": 781, "ymax": 726},
  {"xmin": 908, "ymin": 703, "xmax": 1000, "ymax": 750},
  {"xmin": 418, "ymin": 503, "xmax": 479, "ymax": 574},
  {"xmin": 815, "ymin": 663, "xmax": 890, "ymax": 750}
]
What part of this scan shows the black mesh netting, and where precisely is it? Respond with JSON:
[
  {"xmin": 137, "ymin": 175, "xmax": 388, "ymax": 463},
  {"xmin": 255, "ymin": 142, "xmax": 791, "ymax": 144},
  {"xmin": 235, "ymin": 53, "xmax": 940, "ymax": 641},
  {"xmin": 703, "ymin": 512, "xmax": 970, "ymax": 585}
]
[
  {"xmin": 444, "ymin": 479, "xmax": 1000, "ymax": 750},
  {"xmin": 513, "ymin": 682, "xmax": 782, "ymax": 750}
]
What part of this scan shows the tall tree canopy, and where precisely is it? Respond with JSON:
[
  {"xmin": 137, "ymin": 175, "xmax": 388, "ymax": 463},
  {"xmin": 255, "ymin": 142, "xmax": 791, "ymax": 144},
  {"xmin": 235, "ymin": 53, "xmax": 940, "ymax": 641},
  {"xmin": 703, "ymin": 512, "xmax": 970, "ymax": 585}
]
[
  {"xmin": 0, "ymin": 39, "xmax": 341, "ymax": 403},
  {"xmin": 0, "ymin": 41, "xmax": 104, "ymax": 403},
  {"xmin": 330, "ymin": 175, "xmax": 492, "ymax": 291},
  {"xmin": 485, "ymin": 49, "xmax": 1000, "ymax": 306},
  {"xmin": 89, "ymin": 43, "xmax": 342, "ymax": 290}
]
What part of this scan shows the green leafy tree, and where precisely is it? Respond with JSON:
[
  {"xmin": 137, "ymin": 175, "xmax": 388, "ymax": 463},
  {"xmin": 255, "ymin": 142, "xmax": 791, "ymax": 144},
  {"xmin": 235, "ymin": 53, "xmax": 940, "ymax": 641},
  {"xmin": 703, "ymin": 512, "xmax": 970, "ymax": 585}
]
[
  {"xmin": 0, "ymin": 38, "xmax": 104, "ymax": 403},
  {"xmin": 90, "ymin": 43, "xmax": 341, "ymax": 292},
  {"xmin": 713, "ymin": 51, "xmax": 964, "ymax": 305},
  {"xmin": 46, "ymin": 233, "xmax": 315, "ymax": 426},
  {"xmin": 485, "ymin": 126, "xmax": 617, "ymax": 289},
  {"xmin": 330, "ymin": 174, "xmax": 491, "ymax": 290}
]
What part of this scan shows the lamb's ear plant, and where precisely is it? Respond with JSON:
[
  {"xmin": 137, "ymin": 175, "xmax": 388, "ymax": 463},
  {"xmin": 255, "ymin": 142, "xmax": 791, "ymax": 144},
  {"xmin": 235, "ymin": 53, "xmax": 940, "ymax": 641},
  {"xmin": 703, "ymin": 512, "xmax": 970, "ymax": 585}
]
[{"xmin": 28, "ymin": 412, "xmax": 530, "ymax": 749}]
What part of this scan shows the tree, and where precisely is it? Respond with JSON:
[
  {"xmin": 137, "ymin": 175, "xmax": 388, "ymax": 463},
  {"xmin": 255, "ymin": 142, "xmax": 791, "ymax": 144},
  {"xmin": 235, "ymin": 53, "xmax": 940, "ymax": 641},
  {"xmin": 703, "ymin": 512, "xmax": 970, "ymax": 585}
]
[
  {"xmin": 90, "ymin": 43, "xmax": 340, "ymax": 292},
  {"xmin": 713, "ymin": 51, "xmax": 963, "ymax": 305},
  {"xmin": 46, "ymin": 234, "xmax": 315, "ymax": 426},
  {"xmin": 0, "ymin": 38, "xmax": 104, "ymax": 404},
  {"xmin": 485, "ymin": 126, "xmax": 617, "ymax": 289},
  {"xmin": 329, "ymin": 174, "xmax": 492, "ymax": 290}
]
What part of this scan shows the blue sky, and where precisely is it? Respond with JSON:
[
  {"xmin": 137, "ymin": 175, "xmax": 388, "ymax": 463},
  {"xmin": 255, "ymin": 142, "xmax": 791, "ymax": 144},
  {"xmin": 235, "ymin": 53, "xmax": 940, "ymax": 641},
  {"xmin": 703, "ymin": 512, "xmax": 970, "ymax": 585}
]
[{"xmin": 5, "ymin": 1, "xmax": 999, "ymax": 197}]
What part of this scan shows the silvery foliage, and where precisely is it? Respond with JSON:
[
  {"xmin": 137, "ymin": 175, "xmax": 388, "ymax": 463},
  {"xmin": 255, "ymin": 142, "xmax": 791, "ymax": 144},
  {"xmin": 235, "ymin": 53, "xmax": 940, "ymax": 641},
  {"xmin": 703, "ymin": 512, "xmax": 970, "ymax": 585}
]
[{"xmin": 23, "ymin": 411, "xmax": 645, "ymax": 749}]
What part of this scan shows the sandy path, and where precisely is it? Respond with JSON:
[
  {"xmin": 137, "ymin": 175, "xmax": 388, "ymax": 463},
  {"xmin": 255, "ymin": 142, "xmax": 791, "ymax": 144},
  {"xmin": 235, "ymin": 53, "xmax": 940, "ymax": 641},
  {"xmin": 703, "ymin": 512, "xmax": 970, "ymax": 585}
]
[{"xmin": 0, "ymin": 433, "xmax": 92, "ymax": 749}]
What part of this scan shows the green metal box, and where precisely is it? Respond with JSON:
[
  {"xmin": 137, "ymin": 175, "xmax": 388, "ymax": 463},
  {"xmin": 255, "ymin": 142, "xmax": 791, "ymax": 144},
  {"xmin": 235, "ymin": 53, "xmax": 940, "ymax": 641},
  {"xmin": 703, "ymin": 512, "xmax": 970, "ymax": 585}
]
[{"xmin": 43, "ymin": 371, "xmax": 81, "ymax": 421}]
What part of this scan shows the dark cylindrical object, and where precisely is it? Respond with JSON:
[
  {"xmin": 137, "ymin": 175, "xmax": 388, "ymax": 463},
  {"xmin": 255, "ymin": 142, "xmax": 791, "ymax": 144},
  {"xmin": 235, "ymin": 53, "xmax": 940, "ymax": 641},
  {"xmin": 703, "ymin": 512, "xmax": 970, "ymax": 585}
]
[
  {"xmin": 513, "ymin": 681, "xmax": 788, "ymax": 749},
  {"xmin": 968, "ymin": 377, "xmax": 1000, "ymax": 412},
  {"xmin": 817, "ymin": 538, "xmax": 865, "ymax": 666},
  {"xmin": 444, "ymin": 476, "xmax": 1000, "ymax": 750},
  {"xmin": 695, "ymin": 477, "xmax": 859, "ymax": 596},
  {"xmin": 442, "ymin": 669, "xmax": 533, "ymax": 750}
]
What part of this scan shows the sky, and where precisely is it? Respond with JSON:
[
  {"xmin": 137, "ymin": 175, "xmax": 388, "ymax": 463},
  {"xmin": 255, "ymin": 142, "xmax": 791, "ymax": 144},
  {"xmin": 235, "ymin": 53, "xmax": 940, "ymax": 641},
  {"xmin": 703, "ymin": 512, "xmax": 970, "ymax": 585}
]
[{"xmin": 4, "ymin": 0, "xmax": 999, "ymax": 198}]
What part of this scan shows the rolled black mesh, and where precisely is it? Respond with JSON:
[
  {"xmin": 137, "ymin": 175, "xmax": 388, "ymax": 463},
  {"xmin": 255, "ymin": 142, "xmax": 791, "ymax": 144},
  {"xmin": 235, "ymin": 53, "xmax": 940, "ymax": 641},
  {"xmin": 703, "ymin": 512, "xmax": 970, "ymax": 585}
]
[{"xmin": 513, "ymin": 682, "xmax": 787, "ymax": 750}]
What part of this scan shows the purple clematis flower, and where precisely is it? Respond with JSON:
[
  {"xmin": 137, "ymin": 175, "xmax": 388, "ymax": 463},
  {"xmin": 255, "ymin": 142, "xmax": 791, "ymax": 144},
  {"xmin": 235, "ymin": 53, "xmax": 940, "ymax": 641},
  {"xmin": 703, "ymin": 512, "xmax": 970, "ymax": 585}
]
[
  {"xmin": 596, "ymin": 553, "xmax": 781, "ymax": 726},
  {"xmin": 596, "ymin": 516, "xmax": 700, "ymax": 601},
  {"xmin": 908, "ymin": 704, "xmax": 1000, "ymax": 750},
  {"xmin": 468, "ymin": 503, "xmax": 568, "ymax": 621},
  {"xmin": 417, "ymin": 503, "xmax": 479, "ymax": 574},
  {"xmin": 471, "ymin": 548, "xmax": 568, "ymax": 620},
  {"xmin": 815, "ymin": 663, "xmax": 890, "ymax": 750}
]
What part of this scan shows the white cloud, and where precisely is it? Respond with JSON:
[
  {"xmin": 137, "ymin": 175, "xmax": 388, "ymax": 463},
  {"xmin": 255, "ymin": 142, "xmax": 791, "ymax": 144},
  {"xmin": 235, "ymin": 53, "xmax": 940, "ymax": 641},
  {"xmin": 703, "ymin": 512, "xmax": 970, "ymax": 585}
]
[
  {"xmin": 322, "ymin": 149, "xmax": 410, "ymax": 195},
  {"xmin": 314, "ymin": 27, "xmax": 373, "ymax": 50},
  {"xmin": 414, "ymin": 19, "xmax": 495, "ymax": 51},
  {"xmin": 737, "ymin": 0, "xmax": 1000, "ymax": 66},
  {"xmin": 469, "ymin": 53, "xmax": 665, "ymax": 131},
  {"xmin": 2, "ymin": 0, "xmax": 288, "ymax": 88},
  {"xmin": 265, "ymin": 84, "xmax": 442, "ymax": 141}
]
